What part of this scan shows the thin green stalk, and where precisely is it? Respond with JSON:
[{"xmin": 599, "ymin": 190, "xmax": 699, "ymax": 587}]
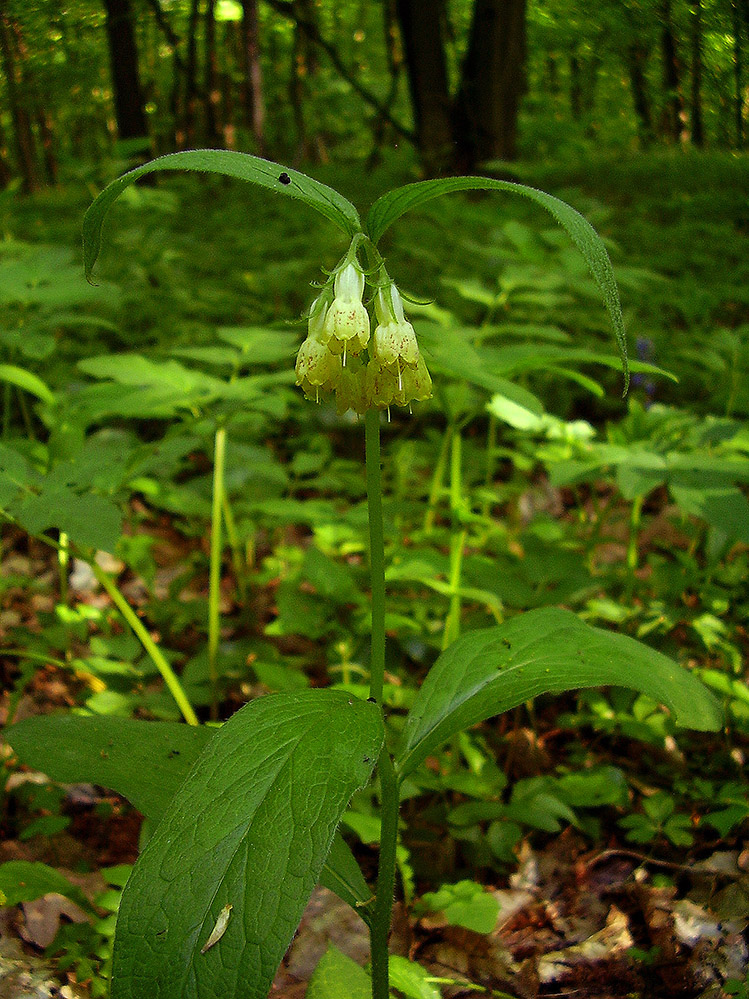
[
  {"xmin": 370, "ymin": 748, "xmax": 399, "ymax": 999},
  {"xmin": 209, "ymin": 423, "xmax": 227, "ymax": 720},
  {"xmin": 92, "ymin": 562, "xmax": 199, "ymax": 727},
  {"xmin": 365, "ymin": 410, "xmax": 386, "ymax": 704},
  {"xmin": 364, "ymin": 409, "xmax": 399, "ymax": 999},
  {"xmin": 481, "ymin": 412, "xmax": 497, "ymax": 521},
  {"xmin": 58, "ymin": 531, "xmax": 69, "ymax": 607},
  {"xmin": 423, "ymin": 424, "xmax": 452, "ymax": 535},
  {"xmin": 443, "ymin": 427, "xmax": 465, "ymax": 651},
  {"xmin": 221, "ymin": 492, "xmax": 248, "ymax": 606}
]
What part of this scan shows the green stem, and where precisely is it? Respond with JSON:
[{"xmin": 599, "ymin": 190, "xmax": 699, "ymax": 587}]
[
  {"xmin": 423, "ymin": 424, "xmax": 452, "ymax": 536},
  {"xmin": 365, "ymin": 410, "xmax": 386, "ymax": 704},
  {"xmin": 370, "ymin": 748, "xmax": 399, "ymax": 999},
  {"xmin": 58, "ymin": 531, "xmax": 69, "ymax": 607},
  {"xmin": 221, "ymin": 492, "xmax": 248, "ymax": 606},
  {"xmin": 364, "ymin": 409, "xmax": 399, "ymax": 999},
  {"xmin": 92, "ymin": 563, "xmax": 199, "ymax": 727},
  {"xmin": 443, "ymin": 427, "xmax": 465, "ymax": 651},
  {"xmin": 209, "ymin": 424, "xmax": 227, "ymax": 721}
]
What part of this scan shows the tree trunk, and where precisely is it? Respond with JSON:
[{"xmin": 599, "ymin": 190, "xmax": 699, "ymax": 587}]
[
  {"xmin": 0, "ymin": 7, "xmax": 40, "ymax": 192},
  {"xmin": 452, "ymin": 0, "xmax": 527, "ymax": 170},
  {"xmin": 180, "ymin": 0, "xmax": 201, "ymax": 146},
  {"xmin": 625, "ymin": 43, "xmax": 655, "ymax": 146},
  {"xmin": 733, "ymin": 0, "xmax": 745, "ymax": 147},
  {"xmin": 102, "ymin": 0, "xmax": 150, "ymax": 145},
  {"xmin": 690, "ymin": 0, "xmax": 704, "ymax": 146},
  {"xmin": 395, "ymin": 0, "xmax": 453, "ymax": 174},
  {"xmin": 570, "ymin": 53, "xmax": 582, "ymax": 119},
  {"xmin": 660, "ymin": 0, "xmax": 686, "ymax": 142},
  {"xmin": 204, "ymin": 0, "xmax": 222, "ymax": 146},
  {"xmin": 239, "ymin": 0, "xmax": 265, "ymax": 152}
]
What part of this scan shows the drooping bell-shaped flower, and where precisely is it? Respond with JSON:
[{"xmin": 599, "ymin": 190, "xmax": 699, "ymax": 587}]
[{"xmin": 324, "ymin": 261, "xmax": 370, "ymax": 359}]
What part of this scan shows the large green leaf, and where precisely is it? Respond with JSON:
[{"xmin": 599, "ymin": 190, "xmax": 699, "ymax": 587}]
[
  {"xmin": 396, "ymin": 608, "xmax": 721, "ymax": 779},
  {"xmin": 6, "ymin": 715, "xmax": 213, "ymax": 823},
  {"xmin": 366, "ymin": 178, "xmax": 628, "ymax": 390},
  {"xmin": 83, "ymin": 150, "xmax": 361, "ymax": 280},
  {"xmin": 7, "ymin": 714, "xmax": 374, "ymax": 922},
  {"xmin": 111, "ymin": 690, "xmax": 383, "ymax": 999}
]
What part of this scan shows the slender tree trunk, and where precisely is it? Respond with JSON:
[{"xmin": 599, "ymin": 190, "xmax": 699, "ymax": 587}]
[
  {"xmin": 204, "ymin": 0, "xmax": 222, "ymax": 146},
  {"xmin": 0, "ymin": 7, "xmax": 40, "ymax": 192},
  {"xmin": 690, "ymin": 0, "xmax": 704, "ymax": 146},
  {"xmin": 452, "ymin": 0, "xmax": 527, "ymax": 169},
  {"xmin": 625, "ymin": 43, "xmax": 655, "ymax": 146},
  {"xmin": 239, "ymin": 0, "xmax": 265, "ymax": 152},
  {"xmin": 660, "ymin": 0, "xmax": 686, "ymax": 142},
  {"xmin": 102, "ymin": 0, "xmax": 150, "ymax": 145},
  {"xmin": 570, "ymin": 54, "xmax": 582, "ymax": 119},
  {"xmin": 395, "ymin": 0, "xmax": 453, "ymax": 174},
  {"xmin": 181, "ymin": 0, "xmax": 201, "ymax": 146},
  {"xmin": 0, "ymin": 114, "xmax": 11, "ymax": 190},
  {"xmin": 733, "ymin": 0, "xmax": 745, "ymax": 147}
]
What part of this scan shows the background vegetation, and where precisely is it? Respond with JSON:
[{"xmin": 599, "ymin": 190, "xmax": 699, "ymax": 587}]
[{"xmin": 0, "ymin": 1, "xmax": 747, "ymax": 997}]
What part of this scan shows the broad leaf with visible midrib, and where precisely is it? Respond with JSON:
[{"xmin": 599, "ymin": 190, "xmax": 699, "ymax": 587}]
[
  {"xmin": 111, "ymin": 690, "xmax": 383, "ymax": 999},
  {"xmin": 83, "ymin": 150, "xmax": 361, "ymax": 281},
  {"xmin": 396, "ymin": 608, "xmax": 722, "ymax": 779},
  {"xmin": 366, "ymin": 178, "xmax": 628, "ymax": 391}
]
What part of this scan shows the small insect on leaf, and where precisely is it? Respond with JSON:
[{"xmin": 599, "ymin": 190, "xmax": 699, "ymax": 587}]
[
  {"xmin": 200, "ymin": 903, "xmax": 233, "ymax": 954},
  {"xmin": 278, "ymin": 172, "xmax": 291, "ymax": 185}
]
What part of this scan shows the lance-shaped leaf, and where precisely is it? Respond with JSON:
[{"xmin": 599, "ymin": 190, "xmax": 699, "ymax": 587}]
[
  {"xmin": 366, "ymin": 178, "xmax": 628, "ymax": 391},
  {"xmin": 318, "ymin": 831, "xmax": 374, "ymax": 926},
  {"xmin": 83, "ymin": 150, "xmax": 362, "ymax": 281},
  {"xmin": 396, "ymin": 608, "xmax": 722, "ymax": 780},
  {"xmin": 111, "ymin": 690, "xmax": 383, "ymax": 999}
]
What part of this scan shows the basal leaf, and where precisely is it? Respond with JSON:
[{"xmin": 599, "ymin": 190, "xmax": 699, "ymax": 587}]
[
  {"xmin": 6, "ymin": 715, "xmax": 213, "ymax": 823},
  {"xmin": 366, "ymin": 178, "xmax": 628, "ymax": 391},
  {"xmin": 83, "ymin": 150, "xmax": 361, "ymax": 280},
  {"xmin": 111, "ymin": 690, "xmax": 383, "ymax": 999},
  {"xmin": 396, "ymin": 607, "xmax": 721, "ymax": 779}
]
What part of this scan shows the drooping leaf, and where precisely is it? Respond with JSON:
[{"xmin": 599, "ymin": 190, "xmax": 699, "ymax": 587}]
[
  {"xmin": 83, "ymin": 150, "xmax": 361, "ymax": 281},
  {"xmin": 6, "ymin": 715, "xmax": 213, "ymax": 823},
  {"xmin": 306, "ymin": 946, "xmax": 371, "ymax": 999},
  {"xmin": 111, "ymin": 690, "xmax": 383, "ymax": 999},
  {"xmin": 0, "ymin": 364, "xmax": 55, "ymax": 405},
  {"xmin": 396, "ymin": 608, "xmax": 722, "ymax": 779},
  {"xmin": 0, "ymin": 861, "xmax": 96, "ymax": 914},
  {"xmin": 366, "ymin": 178, "xmax": 628, "ymax": 390}
]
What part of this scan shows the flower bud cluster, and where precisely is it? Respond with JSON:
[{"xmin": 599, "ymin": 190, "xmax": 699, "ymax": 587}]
[{"xmin": 295, "ymin": 255, "xmax": 432, "ymax": 416}]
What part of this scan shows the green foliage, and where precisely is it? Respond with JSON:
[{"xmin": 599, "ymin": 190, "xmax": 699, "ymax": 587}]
[{"xmin": 111, "ymin": 691, "xmax": 382, "ymax": 999}]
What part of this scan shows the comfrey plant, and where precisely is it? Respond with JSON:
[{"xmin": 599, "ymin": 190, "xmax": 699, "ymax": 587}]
[{"xmin": 7, "ymin": 151, "xmax": 721, "ymax": 999}]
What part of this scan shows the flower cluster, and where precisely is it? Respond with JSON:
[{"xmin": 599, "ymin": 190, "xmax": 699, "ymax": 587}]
[{"xmin": 295, "ymin": 253, "xmax": 432, "ymax": 416}]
